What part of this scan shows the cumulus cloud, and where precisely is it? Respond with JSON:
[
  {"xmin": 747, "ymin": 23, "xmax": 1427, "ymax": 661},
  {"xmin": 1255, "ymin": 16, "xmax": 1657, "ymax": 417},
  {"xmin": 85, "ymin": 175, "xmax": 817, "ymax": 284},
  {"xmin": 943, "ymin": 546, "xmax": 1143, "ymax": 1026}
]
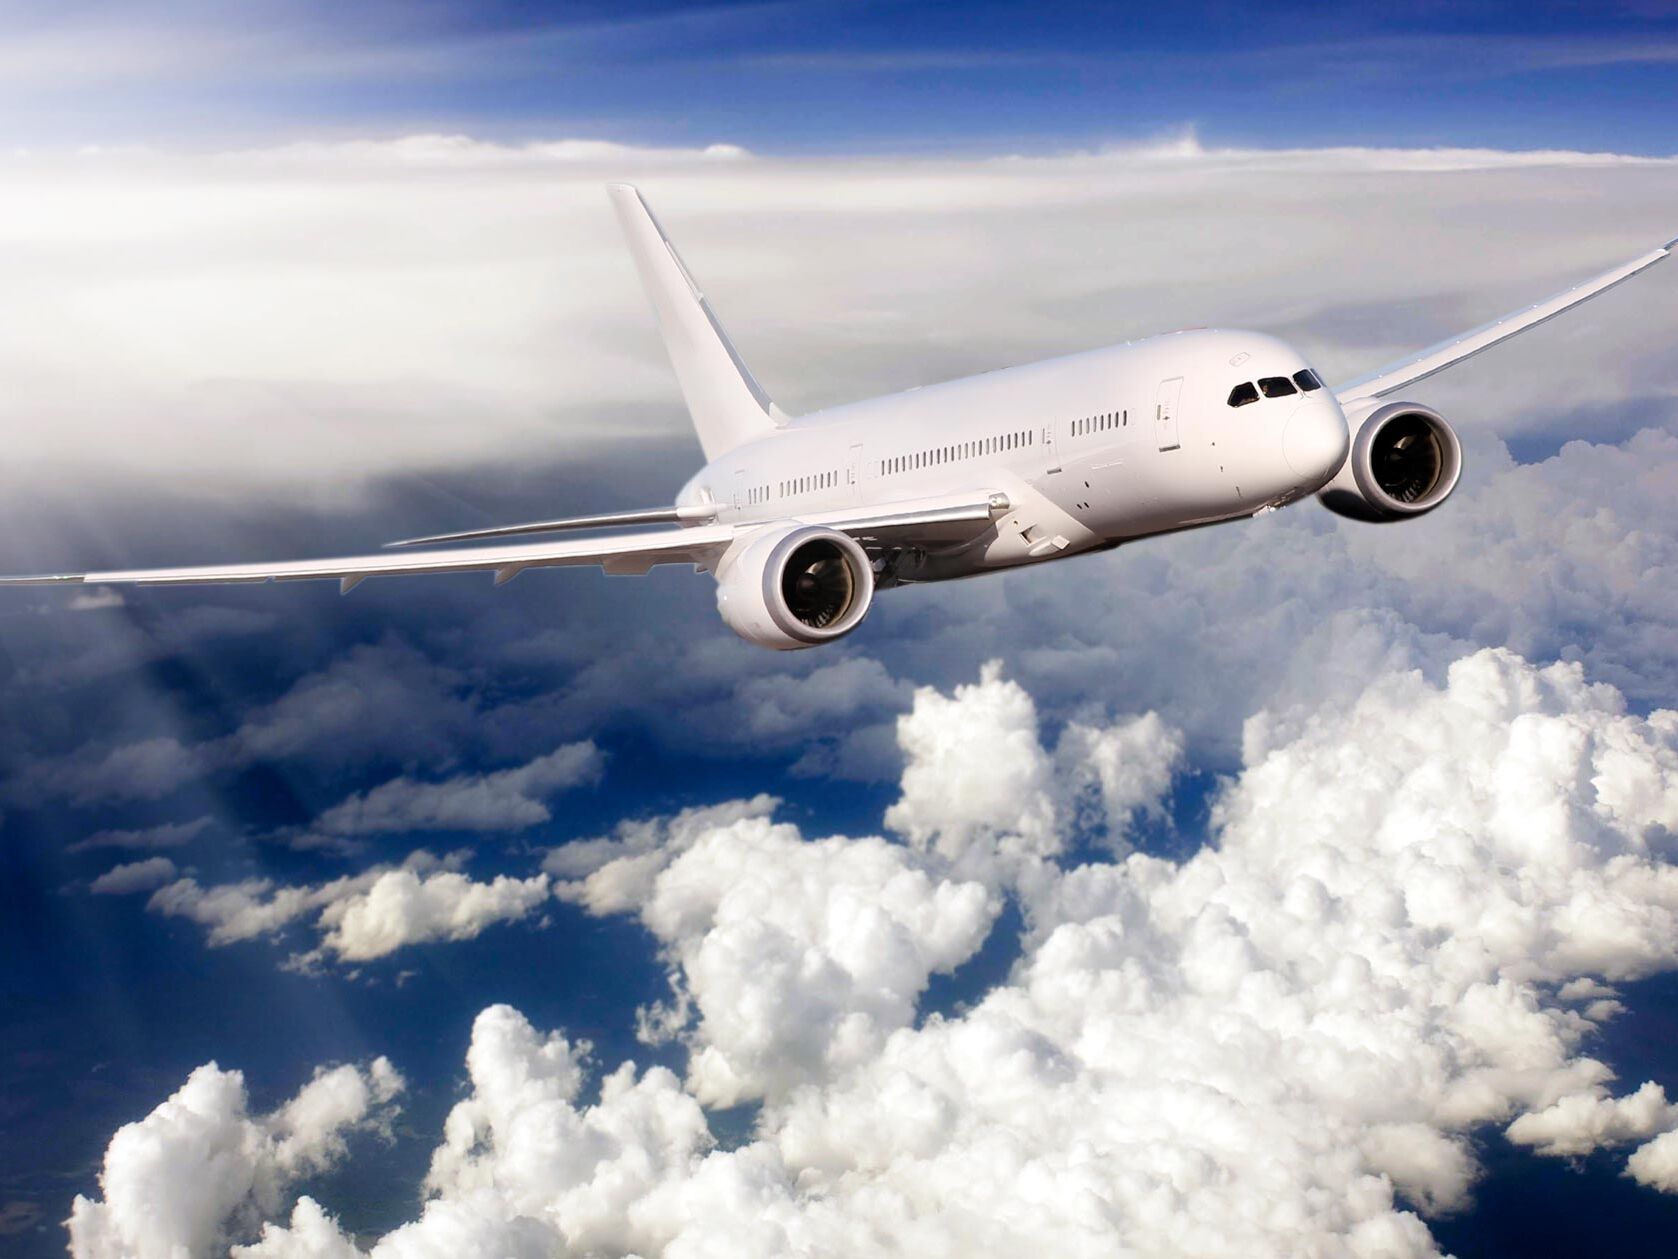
[
  {"xmin": 1629, "ymin": 1128, "xmax": 1678, "ymax": 1193},
  {"xmin": 313, "ymin": 867, "xmax": 553, "ymax": 965},
  {"xmin": 559, "ymin": 805, "xmax": 997, "ymax": 1106},
  {"xmin": 69, "ymin": 1055, "xmax": 402, "ymax": 1259},
  {"xmin": 885, "ymin": 661, "xmax": 1180, "ymax": 880},
  {"xmin": 70, "ymin": 653, "xmax": 1678, "ymax": 1254},
  {"xmin": 148, "ymin": 849, "xmax": 552, "ymax": 964},
  {"xmin": 1505, "ymin": 1082, "xmax": 1678, "ymax": 1158},
  {"xmin": 88, "ymin": 855, "xmax": 179, "ymax": 894}
]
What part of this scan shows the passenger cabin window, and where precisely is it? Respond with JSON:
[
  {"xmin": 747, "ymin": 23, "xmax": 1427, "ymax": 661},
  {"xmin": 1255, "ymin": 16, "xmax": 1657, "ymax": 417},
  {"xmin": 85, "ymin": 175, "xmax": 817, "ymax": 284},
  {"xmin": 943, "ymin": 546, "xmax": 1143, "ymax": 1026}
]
[
  {"xmin": 1227, "ymin": 382, "xmax": 1260, "ymax": 408},
  {"xmin": 1293, "ymin": 369, "xmax": 1323, "ymax": 392},
  {"xmin": 1258, "ymin": 376, "xmax": 1298, "ymax": 398}
]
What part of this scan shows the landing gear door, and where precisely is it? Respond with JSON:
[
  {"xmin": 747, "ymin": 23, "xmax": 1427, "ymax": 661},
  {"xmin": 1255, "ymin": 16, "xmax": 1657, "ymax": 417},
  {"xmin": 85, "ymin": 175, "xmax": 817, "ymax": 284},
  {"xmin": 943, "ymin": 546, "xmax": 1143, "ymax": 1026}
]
[{"xmin": 1156, "ymin": 377, "xmax": 1183, "ymax": 452}]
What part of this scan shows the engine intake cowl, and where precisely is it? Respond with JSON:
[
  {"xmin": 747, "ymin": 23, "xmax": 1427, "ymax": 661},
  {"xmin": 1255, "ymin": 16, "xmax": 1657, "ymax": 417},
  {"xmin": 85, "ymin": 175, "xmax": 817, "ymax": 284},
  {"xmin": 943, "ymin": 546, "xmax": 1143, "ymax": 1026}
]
[
  {"xmin": 1317, "ymin": 401, "xmax": 1463, "ymax": 523},
  {"xmin": 715, "ymin": 525, "xmax": 875, "ymax": 650}
]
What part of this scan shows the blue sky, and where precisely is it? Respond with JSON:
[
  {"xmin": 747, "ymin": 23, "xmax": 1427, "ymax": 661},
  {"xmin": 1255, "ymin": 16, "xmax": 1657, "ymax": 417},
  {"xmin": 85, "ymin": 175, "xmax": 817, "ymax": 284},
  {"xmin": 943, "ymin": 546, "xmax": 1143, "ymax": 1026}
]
[
  {"xmin": 6, "ymin": 3, "xmax": 1678, "ymax": 1258},
  {"xmin": 6, "ymin": 1, "xmax": 1678, "ymax": 153}
]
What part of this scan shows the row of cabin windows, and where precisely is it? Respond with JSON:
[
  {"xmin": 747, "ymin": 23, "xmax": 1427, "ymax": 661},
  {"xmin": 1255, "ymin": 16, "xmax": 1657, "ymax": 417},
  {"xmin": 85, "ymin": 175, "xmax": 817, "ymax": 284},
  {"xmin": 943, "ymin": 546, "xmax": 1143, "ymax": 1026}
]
[
  {"xmin": 881, "ymin": 429, "xmax": 1033, "ymax": 476},
  {"xmin": 1071, "ymin": 410, "xmax": 1126, "ymax": 437},
  {"xmin": 1227, "ymin": 369, "xmax": 1324, "ymax": 408},
  {"xmin": 779, "ymin": 470, "xmax": 838, "ymax": 498},
  {"xmin": 746, "ymin": 485, "xmax": 771, "ymax": 504}
]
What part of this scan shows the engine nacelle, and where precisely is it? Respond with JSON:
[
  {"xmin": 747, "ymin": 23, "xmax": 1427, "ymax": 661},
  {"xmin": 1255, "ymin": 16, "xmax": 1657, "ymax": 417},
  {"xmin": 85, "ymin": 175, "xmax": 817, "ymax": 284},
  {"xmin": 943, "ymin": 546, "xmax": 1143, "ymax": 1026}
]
[
  {"xmin": 1317, "ymin": 400, "xmax": 1463, "ymax": 523},
  {"xmin": 715, "ymin": 525, "xmax": 875, "ymax": 650}
]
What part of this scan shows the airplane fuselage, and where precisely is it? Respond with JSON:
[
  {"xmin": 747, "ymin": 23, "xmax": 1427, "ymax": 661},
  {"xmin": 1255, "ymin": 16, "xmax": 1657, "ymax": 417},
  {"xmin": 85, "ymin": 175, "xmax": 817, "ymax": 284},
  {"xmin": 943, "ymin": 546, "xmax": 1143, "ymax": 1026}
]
[{"xmin": 682, "ymin": 328, "xmax": 1351, "ymax": 584}]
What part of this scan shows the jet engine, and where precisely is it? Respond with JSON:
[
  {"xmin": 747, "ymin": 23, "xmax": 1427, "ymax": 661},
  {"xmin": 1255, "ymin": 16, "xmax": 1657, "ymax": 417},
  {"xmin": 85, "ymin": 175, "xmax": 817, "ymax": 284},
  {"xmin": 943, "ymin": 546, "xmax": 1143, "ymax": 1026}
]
[
  {"xmin": 714, "ymin": 525, "xmax": 875, "ymax": 650},
  {"xmin": 1317, "ymin": 400, "xmax": 1463, "ymax": 523}
]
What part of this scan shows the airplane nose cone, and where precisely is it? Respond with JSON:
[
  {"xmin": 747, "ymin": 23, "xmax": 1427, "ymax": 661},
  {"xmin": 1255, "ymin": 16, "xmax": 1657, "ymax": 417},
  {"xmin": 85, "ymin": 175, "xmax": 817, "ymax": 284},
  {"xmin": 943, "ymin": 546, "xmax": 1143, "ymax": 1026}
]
[{"xmin": 1283, "ymin": 403, "xmax": 1350, "ymax": 483}]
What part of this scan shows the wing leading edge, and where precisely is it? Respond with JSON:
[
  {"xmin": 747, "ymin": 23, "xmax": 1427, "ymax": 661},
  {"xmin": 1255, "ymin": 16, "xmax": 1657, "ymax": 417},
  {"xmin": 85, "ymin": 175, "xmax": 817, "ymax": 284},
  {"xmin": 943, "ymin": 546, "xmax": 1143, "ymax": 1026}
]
[
  {"xmin": 1333, "ymin": 235, "xmax": 1675, "ymax": 405},
  {"xmin": 0, "ymin": 493, "xmax": 1011, "ymax": 593},
  {"xmin": 0, "ymin": 525, "xmax": 741, "ymax": 593}
]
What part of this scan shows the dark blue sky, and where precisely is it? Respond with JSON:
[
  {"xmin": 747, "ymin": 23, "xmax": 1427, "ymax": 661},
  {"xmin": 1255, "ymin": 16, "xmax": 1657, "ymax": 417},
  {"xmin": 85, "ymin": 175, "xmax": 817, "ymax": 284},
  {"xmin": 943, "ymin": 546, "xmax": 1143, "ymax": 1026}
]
[{"xmin": 7, "ymin": 0, "xmax": 1678, "ymax": 153}]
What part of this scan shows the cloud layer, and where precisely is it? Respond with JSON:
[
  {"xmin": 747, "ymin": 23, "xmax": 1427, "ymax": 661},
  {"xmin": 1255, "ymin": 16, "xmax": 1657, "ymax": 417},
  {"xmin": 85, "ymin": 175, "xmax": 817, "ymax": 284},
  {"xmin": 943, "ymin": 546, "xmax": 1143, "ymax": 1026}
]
[
  {"xmin": 71, "ymin": 651, "xmax": 1678, "ymax": 1256},
  {"xmin": 1, "ymin": 135, "xmax": 1674, "ymax": 502}
]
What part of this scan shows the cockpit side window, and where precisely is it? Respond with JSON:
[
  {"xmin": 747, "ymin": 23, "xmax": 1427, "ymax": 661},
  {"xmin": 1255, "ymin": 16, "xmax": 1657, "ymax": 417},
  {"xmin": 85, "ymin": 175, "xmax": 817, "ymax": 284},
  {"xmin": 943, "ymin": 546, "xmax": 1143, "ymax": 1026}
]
[
  {"xmin": 1227, "ymin": 381, "xmax": 1260, "ymax": 408},
  {"xmin": 1293, "ymin": 369, "xmax": 1324, "ymax": 392},
  {"xmin": 1258, "ymin": 376, "xmax": 1298, "ymax": 398}
]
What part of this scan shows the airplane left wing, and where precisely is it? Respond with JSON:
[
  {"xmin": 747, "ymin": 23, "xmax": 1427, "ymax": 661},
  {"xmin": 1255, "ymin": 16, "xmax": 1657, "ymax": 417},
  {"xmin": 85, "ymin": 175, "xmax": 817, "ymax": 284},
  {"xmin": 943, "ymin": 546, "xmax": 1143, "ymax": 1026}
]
[
  {"xmin": 1333, "ymin": 235, "xmax": 1674, "ymax": 405},
  {"xmin": 0, "ymin": 493, "xmax": 1012, "ymax": 593},
  {"xmin": 0, "ymin": 524, "xmax": 741, "ymax": 592}
]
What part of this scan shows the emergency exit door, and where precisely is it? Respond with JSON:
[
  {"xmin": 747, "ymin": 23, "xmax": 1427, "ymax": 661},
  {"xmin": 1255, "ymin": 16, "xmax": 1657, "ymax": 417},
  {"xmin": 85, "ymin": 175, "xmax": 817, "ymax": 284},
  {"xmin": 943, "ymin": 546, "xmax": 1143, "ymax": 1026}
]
[{"xmin": 1156, "ymin": 377, "xmax": 1183, "ymax": 452}]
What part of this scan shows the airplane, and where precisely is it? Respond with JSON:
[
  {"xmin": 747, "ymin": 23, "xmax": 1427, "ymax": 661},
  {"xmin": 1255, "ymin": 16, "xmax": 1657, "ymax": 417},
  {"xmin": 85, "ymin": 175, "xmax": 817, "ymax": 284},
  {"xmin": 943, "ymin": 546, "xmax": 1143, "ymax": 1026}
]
[{"xmin": 3, "ymin": 186, "xmax": 1672, "ymax": 650}]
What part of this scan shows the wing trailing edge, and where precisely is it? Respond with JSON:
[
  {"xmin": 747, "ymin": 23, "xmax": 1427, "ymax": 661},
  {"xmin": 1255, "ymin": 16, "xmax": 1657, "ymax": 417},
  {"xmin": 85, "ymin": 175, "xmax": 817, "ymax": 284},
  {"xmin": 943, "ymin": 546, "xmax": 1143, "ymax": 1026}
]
[{"xmin": 0, "ymin": 494, "xmax": 1011, "ymax": 594}]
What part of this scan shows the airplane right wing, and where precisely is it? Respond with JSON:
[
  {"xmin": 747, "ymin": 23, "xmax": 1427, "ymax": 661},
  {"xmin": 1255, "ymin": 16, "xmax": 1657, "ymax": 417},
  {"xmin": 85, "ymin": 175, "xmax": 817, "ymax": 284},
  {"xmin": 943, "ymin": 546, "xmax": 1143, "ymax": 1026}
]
[{"xmin": 1333, "ymin": 235, "xmax": 1675, "ymax": 405}]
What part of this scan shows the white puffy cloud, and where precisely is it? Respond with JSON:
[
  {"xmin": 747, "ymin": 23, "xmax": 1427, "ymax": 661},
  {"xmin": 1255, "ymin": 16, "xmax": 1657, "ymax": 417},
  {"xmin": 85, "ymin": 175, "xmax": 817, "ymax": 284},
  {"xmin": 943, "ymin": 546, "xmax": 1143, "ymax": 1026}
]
[
  {"xmin": 313, "ymin": 741, "xmax": 602, "ymax": 836},
  {"xmin": 89, "ymin": 855, "xmax": 179, "ymax": 894},
  {"xmin": 885, "ymin": 661, "xmax": 1181, "ymax": 881},
  {"xmin": 69, "ymin": 1055, "xmax": 402, "ymax": 1259},
  {"xmin": 148, "ymin": 849, "xmax": 552, "ymax": 964},
  {"xmin": 1054, "ymin": 710, "xmax": 1183, "ymax": 842},
  {"xmin": 1505, "ymin": 1082, "xmax": 1678, "ymax": 1158},
  {"xmin": 1628, "ymin": 1128, "xmax": 1678, "ymax": 1193},
  {"xmin": 558, "ymin": 805, "xmax": 996, "ymax": 1107},
  {"xmin": 131, "ymin": 650, "xmax": 1678, "ymax": 1258},
  {"xmin": 237, "ymin": 1004, "xmax": 717, "ymax": 1259},
  {"xmin": 314, "ymin": 867, "xmax": 553, "ymax": 964},
  {"xmin": 885, "ymin": 660, "xmax": 1063, "ymax": 877},
  {"xmin": 544, "ymin": 795, "xmax": 780, "ymax": 897}
]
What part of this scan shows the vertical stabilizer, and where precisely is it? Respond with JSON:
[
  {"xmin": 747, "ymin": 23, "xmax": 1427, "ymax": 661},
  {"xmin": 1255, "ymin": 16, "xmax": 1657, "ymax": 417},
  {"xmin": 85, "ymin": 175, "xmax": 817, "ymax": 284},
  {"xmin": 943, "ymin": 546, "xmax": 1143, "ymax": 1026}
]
[{"xmin": 608, "ymin": 184, "xmax": 784, "ymax": 460}]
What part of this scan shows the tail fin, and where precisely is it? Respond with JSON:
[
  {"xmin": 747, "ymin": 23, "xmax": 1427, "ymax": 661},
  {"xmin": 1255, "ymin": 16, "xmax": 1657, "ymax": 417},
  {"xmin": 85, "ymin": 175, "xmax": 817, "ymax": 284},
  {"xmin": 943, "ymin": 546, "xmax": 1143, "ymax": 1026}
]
[{"xmin": 608, "ymin": 184, "xmax": 784, "ymax": 460}]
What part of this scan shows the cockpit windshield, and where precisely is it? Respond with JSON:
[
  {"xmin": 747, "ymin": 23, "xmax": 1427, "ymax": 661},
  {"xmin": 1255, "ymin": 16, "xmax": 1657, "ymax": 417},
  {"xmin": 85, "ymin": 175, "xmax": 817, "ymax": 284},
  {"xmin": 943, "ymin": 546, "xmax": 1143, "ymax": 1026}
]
[{"xmin": 1228, "ymin": 368, "xmax": 1324, "ymax": 408}]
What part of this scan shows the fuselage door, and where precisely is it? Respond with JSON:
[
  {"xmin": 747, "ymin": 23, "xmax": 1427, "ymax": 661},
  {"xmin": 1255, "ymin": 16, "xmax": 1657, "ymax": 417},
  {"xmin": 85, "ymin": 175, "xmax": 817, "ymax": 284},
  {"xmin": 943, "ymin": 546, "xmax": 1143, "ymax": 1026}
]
[
  {"xmin": 1157, "ymin": 377, "xmax": 1183, "ymax": 452},
  {"xmin": 847, "ymin": 443, "xmax": 865, "ymax": 500}
]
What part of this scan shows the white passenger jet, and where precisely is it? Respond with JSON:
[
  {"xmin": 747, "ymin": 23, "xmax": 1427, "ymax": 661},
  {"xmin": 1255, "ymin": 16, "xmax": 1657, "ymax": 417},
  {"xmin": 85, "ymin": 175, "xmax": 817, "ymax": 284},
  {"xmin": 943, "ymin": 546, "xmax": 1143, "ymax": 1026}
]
[{"xmin": 5, "ymin": 188, "xmax": 1672, "ymax": 649}]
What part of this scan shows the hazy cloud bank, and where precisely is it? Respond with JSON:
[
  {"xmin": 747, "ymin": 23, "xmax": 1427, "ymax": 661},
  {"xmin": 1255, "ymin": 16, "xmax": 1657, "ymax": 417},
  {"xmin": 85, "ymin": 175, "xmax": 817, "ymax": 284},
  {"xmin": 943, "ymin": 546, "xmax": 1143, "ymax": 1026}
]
[{"xmin": 0, "ymin": 134, "xmax": 1673, "ymax": 503}]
